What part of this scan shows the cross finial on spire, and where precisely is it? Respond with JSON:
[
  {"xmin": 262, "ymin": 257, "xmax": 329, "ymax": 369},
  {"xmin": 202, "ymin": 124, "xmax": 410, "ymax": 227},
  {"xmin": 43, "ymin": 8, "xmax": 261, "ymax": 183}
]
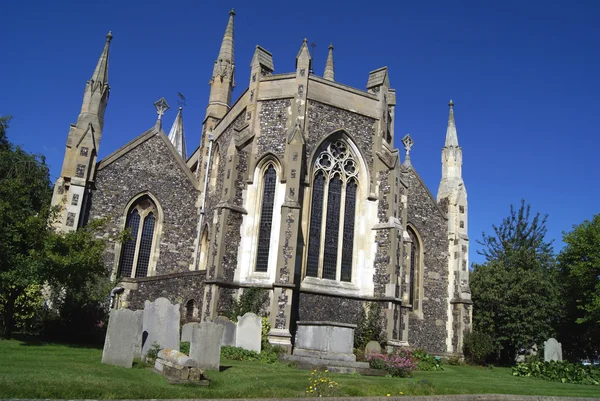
[
  {"xmin": 154, "ymin": 97, "xmax": 170, "ymax": 121},
  {"xmin": 402, "ymin": 134, "xmax": 414, "ymax": 167},
  {"xmin": 449, "ymin": 99, "xmax": 454, "ymax": 108}
]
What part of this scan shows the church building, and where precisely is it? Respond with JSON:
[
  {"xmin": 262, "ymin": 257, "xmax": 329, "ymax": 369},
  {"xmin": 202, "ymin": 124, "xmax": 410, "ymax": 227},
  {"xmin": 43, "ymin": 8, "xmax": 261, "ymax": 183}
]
[{"xmin": 50, "ymin": 10, "xmax": 472, "ymax": 355}]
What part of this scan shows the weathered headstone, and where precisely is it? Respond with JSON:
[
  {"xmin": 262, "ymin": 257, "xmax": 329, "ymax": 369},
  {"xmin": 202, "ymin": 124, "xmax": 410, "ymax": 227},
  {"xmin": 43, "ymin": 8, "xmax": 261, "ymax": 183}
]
[
  {"xmin": 181, "ymin": 322, "xmax": 199, "ymax": 343},
  {"xmin": 190, "ymin": 322, "xmax": 224, "ymax": 370},
  {"xmin": 154, "ymin": 348, "xmax": 209, "ymax": 385},
  {"xmin": 544, "ymin": 338, "xmax": 563, "ymax": 362},
  {"xmin": 214, "ymin": 316, "xmax": 237, "ymax": 346},
  {"xmin": 364, "ymin": 340, "xmax": 382, "ymax": 356},
  {"xmin": 101, "ymin": 309, "xmax": 144, "ymax": 368},
  {"xmin": 236, "ymin": 312, "xmax": 262, "ymax": 353},
  {"xmin": 142, "ymin": 297, "xmax": 180, "ymax": 356}
]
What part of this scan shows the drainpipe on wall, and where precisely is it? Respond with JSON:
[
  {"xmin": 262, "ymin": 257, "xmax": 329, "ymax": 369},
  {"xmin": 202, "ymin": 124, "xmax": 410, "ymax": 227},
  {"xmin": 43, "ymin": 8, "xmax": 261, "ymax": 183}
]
[{"xmin": 192, "ymin": 131, "xmax": 214, "ymax": 270}]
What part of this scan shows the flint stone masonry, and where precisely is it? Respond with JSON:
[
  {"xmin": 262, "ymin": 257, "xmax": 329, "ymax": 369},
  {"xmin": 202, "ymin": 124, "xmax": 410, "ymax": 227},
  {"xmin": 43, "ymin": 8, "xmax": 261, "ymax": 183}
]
[
  {"xmin": 142, "ymin": 297, "xmax": 180, "ymax": 356},
  {"xmin": 257, "ymin": 99, "xmax": 290, "ymax": 159},
  {"xmin": 405, "ymin": 168, "xmax": 449, "ymax": 354},
  {"xmin": 544, "ymin": 338, "xmax": 563, "ymax": 362},
  {"xmin": 298, "ymin": 293, "xmax": 362, "ymax": 324},
  {"xmin": 306, "ymin": 100, "xmax": 375, "ymax": 169},
  {"xmin": 101, "ymin": 309, "xmax": 143, "ymax": 368},
  {"xmin": 236, "ymin": 312, "xmax": 262, "ymax": 353},
  {"xmin": 293, "ymin": 321, "xmax": 356, "ymax": 362},
  {"xmin": 214, "ymin": 316, "xmax": 237, "ymax": 346},
  {"xmin": 90, "ymin": 133, "xmax": 198, "ymax": 277},
  {"xmin": 122, "ymin": 271, "xmax": 206, "ymax": 312},
  {"xmin": 190, "ymin": 322, "xmax": 224, "ymax": 370}
]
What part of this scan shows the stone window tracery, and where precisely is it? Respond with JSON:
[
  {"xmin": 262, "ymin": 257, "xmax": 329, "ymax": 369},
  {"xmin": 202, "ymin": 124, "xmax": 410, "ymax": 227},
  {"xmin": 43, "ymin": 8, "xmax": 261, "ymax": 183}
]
[
  {"xmin": 306, "ymin": 140, "xmax": 358, "ymax": 282},
  {"xmin": 117, "ymin": 196, "xmax": 158, "ymax": 278}
]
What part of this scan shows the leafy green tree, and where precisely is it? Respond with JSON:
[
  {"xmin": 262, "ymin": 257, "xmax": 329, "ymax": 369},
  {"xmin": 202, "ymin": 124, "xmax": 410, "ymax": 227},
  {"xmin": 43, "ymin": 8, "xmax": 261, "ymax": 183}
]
[
  {"xmin": 557, "ymin": 215, "xmax": 600, "ymax": 361},
  {"xmin": 0, "ymin": 116, "xmax": 52, "ymax": 338},
  {"xmin": 471, "ymin": 200, "xmax": 560, "ymax": 364}
]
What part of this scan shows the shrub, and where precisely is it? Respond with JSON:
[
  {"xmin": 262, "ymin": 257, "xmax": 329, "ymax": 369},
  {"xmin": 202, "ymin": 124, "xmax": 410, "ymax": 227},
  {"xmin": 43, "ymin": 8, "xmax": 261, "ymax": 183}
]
[
  {"xmin": 229, "ymin": 287, "xmax": 269, "ymax": 321},
  {"xmin": 512, "ymin": 360, "xmax": 600, "ymax": 385},
  {"xmin": 220, "ymin": 345, "xmax": 283, "ymax": 364},
  {"xmin": 306, "ymin": 369, "xmax": 339, "ymax": 397},
  {"xmin": 463, "ymin": 331, "xmax": 495, "ymax": 365},
  {"xmin": 354, "ymin": 302, "xmax": 384, "ymax": 350},
  {"xmin": 367, "ymin": 348, "xmax": 417, "ymax": 377},
  {"xmin": 180, "ymin": 341, "xmax": 190, "ymax": 355},
  {"xmin": 446, "ymin": 355, "xmax": 462, "ymax": 365},
  {"xmin": 413, "ymin": 348, "xmax": 443, "ymax": 371},
  {"xmin": 146, "ymin": 342, "xmax": 161, "ymax": 363}
]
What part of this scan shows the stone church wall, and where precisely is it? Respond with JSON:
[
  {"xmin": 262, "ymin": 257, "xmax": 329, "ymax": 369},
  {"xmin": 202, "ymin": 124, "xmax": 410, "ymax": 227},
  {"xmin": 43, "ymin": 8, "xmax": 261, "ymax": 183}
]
[
  {"xmin": 306, "ymin": 101, "xmax": 375, "ymax": 166},
  {"xmin": 405, "ymin": 168, "xmax": 449, "ymax": 354},
  {"xmin": 90, "ymin": 133, "xmax": 198, "ymax": 276},
  {"xmin": 257, "ymin": 99, "xmax": 290, "ymax": 160},
  {"xmin": 297, "ymin": 293, "xmax": 363, "ymax": 324}
]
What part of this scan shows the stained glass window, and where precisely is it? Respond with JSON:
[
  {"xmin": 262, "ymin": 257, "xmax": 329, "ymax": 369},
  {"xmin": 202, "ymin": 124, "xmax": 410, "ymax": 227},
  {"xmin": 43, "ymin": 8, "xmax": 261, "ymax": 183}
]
[
  {"xmin": 117, "ymin": 196, "xmax": 159, "ymax": 278},
  {"xmin": 118, "ymin": 209, "xmax": 140, "ymax": 278},
  {"xmin": 307, "ymin": 140, "xmax": 358, "ymax": 282},
  {"xmin": 341, "ymin": 179, "xmax": 357, "ymax": 282},
  {"xmin": 135, "ymin": 212, "xmax": 155, "ymax": 277},
  {"xmin": 323, "ymin": 175, "xmax": 341, "ymax": 279},
  {"xmin": 255, "ymin": 165, "xmax": 276, "ymax": 272},
  {"xmin": 307, "ymin": 172, "xmax": 325, "ymax": 277}
]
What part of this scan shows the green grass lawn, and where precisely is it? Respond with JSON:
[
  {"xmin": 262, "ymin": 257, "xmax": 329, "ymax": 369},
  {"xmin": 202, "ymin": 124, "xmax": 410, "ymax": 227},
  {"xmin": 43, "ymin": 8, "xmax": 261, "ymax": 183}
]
[{"xmin": 0, "ymin": 338, "xmax": 597, "ymax": 399}]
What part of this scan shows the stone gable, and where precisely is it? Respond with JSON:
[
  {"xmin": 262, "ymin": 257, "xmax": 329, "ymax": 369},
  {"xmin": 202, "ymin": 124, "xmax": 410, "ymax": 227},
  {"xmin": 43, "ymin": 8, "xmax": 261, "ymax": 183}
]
[{"xmin": 90, "ymin": 132, "xmax": 198, "ymax": 276}]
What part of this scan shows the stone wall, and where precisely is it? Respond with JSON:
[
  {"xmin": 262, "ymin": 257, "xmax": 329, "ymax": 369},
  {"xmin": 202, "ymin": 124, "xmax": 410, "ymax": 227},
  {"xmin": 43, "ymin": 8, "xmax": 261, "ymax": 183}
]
[
  {"xmin": 90, "ymin": 133, "xmax": 198, "ymax": 276},
  {"xmin": 306, "ymin": 101, "xmax": 375, "ymax": 167},
  {"xmin": 122, "ymin": 270, "xmax": 206, "ymax": 319},
  {"xmin": 297, "ymin": 293, "xmax": 362, "ymax": 324},
  {"xmin": 405, "ymin": 168, "xmax": 449, "ymax": 354},
  {"xmin": 257, "ymin": 99, "xmax": 290, "ymax": 159}
]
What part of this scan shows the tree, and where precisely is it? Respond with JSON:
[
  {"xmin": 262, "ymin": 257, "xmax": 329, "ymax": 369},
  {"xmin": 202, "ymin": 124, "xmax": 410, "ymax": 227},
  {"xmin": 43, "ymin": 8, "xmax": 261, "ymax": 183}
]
[
  {"xmin": 470, "ymin": 200, "xmax": 560, "ymax": 364},
  {"xmin": 0, "ymin": 116, "xmax": 53, "ymax": 338},
  {"xmin": 557, "ymin": 215, "xmax": 600, "ymax": 361}
]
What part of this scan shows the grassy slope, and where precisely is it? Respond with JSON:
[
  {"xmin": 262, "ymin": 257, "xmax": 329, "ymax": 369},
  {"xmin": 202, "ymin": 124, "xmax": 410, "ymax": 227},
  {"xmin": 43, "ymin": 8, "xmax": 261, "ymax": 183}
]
[{"xmin": 0, "ymin": 339, "xmax": 597, "ymax": 399}]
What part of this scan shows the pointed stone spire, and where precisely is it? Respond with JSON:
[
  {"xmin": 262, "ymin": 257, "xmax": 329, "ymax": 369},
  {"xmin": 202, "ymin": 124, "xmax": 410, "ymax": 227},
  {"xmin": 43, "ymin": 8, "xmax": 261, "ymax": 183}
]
[
  {"xmin": 444, "ymin": 100, "xmax": 459, "ymax": 148},
  {"xmin": 323, "ymin": 43, "xmax": 335, "ymax": 81},
  {"xmin": 206, "ymin": 9, "xmax": 236, "ymax": 122},
  {"xmin": 90, "ymin": 31, "xmax": 112, "ymax": 87},
  {"xmin": 218, "ymin": 9, "xmax": 235, "ymax": 65},
  {"xmin": 168, "ymin": 107, "xmax": 186, "ymax": 159}
]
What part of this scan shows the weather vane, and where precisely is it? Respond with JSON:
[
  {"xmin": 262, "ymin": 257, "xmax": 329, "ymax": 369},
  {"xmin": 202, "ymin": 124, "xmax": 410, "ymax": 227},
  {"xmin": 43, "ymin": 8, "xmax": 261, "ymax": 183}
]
[{"xmin": 177, "ymin": 92, "xmax": 187, "ymax": 108}]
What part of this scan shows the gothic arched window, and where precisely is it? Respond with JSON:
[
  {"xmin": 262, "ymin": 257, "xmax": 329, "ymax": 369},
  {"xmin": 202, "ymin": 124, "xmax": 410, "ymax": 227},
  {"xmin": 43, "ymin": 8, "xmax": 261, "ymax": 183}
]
[
  {"xmin": 407, "ymin": 227, "xmax": 422, "ymax": 310},
  {"xmin": 306, "ymin": 140, "xmax": 359, "ymax": 282},
  {"xmin": 255, "ymin": 164, "xmax": 277, "ymax": 272},
  {"xmin": 117, "ymin": 196, "xmax": 159, "ymax": 278}
]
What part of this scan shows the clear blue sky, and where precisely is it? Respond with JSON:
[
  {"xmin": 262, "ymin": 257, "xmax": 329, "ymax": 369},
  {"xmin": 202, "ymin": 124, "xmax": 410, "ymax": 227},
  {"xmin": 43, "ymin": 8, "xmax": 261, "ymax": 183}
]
[{"xmin": 2, "ymin": 0, "xmax": 599, "ymax": 264}]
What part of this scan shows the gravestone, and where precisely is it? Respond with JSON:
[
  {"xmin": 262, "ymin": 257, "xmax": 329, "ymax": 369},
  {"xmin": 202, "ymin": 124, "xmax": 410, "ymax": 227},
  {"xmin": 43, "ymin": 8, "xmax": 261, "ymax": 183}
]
[
  {"xmin": 214, "ymin": 316, "xmax": 237, "ymax": 346},
  {"xmin": 190, "ymin": 322, "xmax": 224, "ymax": 370},
  {"xmin": 236, "ymin": 312, "xmax": 262, "ymax": 353},
  {"xmin": 364, "ymin": 341, "xmax": 382, "ymax": 356},
  {"xmin": 544, "ymin": 338, "xmax": 563, "ymax": 362},
  {"xmin": 101, "ymin": 309, "xmax": 144, "ymax": 368},
  {"xmin": 181, "ymin": 322, "xmax": 199, "ymax": 343},
  {"xmin": 142, "ymin": 297, "xmax": 180, "ymax": 356}
]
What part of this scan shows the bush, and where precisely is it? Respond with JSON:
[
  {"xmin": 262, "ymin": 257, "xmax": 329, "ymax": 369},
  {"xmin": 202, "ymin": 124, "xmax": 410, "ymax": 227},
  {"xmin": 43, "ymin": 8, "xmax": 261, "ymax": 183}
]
[
  {"xmin": 180, "ymin": 341, "xmax": 190, "ymax": 355},
  {"xmin": 446, "ymin": 355, "xmax": 462, "ymax": 365},
  {"xmin": 220, "ymin": 345, "xmax": 283, "ymax": 364},
  {"xmin": 229, "ymin": 288, "xmax": 269, "ymax": 321},
  {"xmin": 354, "ymin": 302, "xmax": 384, "ymax": 350},
  {"xmin": 513, "ymin": 360, "xmax": 600, "ymax": 385},
  {"xmin": 146, "ymin": 342, "xmax": 161, "ymax": 363},
  {"xmin": 367, "ymin": 348, "xmax": 417, "ymax": 377},
  {"xmin": 413, "ymin": 348, "xmax": 443, "ymax": 371},
  {"xmin": 463, "ymin": 331, "xmax": 495, "ymax": 365}
]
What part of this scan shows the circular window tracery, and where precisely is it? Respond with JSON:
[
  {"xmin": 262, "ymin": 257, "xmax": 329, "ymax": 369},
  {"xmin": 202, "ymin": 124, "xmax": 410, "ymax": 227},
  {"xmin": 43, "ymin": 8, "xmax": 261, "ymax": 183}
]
[{"xmin": 314, "ymin": 140, "xmax": 359, "ymax": 180}]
